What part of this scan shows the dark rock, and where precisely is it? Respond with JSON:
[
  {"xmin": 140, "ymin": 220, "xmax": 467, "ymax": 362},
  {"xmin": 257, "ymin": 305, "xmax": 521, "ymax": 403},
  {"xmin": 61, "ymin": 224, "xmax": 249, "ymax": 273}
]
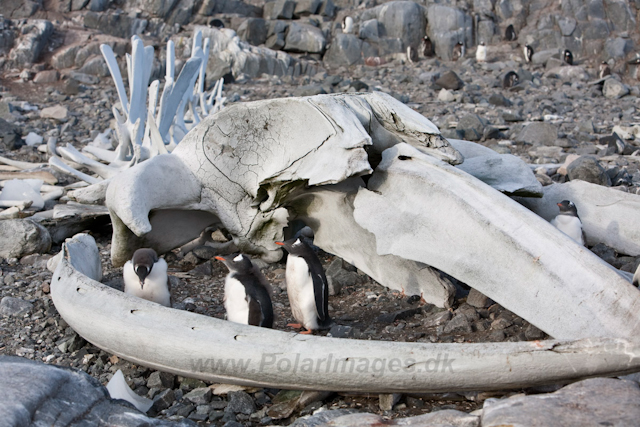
[
  {"xmin": 359, "ymin": 19, "xmax": 380, "ymax": 41},
  {"xmin": 83, "ymin": 11, "xmax": 147, "ymax": 39},
  {"xmin": 323, "ymin": 34, "xmax": 362, "ymax": 66},
  {"xmin": 198, "ymin": 0, "xmax": 262, "ymax": 17},
  {"xmin": 426, "ymin": 4, "xmax": 472, "ymax": 61},
  {"xmin": 237, "ymin": 18, "xmax": 267, "ymax": 46},
  {"xmin": 0, "ymin": 356, "xmax": 188, "ymax": 426},
  {"xmin": 264, "ymin": 0, "xmax": 295, "ymax": 19},
  {"xmin": 292, "ymin": 85, "xmax": 327, "ymax": 97},
  {"xmin": 192, "ymin": 245, "xmax": 218, "ymax": 260},
  {"xmin": 318, "ymin": 0, "xmax": 335, "ymax": 18},
  {"xmin": 184, "ymin": 387, "xmax": 212, "ymax": 405},
  {"xmin": 482, "ymin": 378, "xmax": 640, "ymax": 426},
  {"xmin": 151, "ymin": 389, "xmax": 176, "ymax": 412},
  {"xmin": 516, "ymin": 122, "xmax": 557, "ymax": 146},
  {"xmin": 0, "ymin": 117, "xmax": 21, "ymax": 150},
  {"xmin": 488, "ymin": 93, "xmax": 511, "ymax": 106},
  {"xmin": 0, "ymin": 219, "xmax": 51, "ymax": 258},
  {"xmin": 226, "ymin": 391, "xmax": 255, "ymax": 415},
  {"xmin": 605, "ymin": 37, "xmax": 632, "ymax": 59},
  {"xmin": 600, "ymin": 133, "xmax": 625, "ymax": 154},
  {"xmin": 8, "ymin": 20, "xmax": 53, "ymax": 69},
  {"xmin": 289, "ymin": 409, "xmax": 358, "ymax": 426},
  {"xmin": 435, "ymin": 70, "xmax": 464, "ymax": 90},
  {"xmin": 379, "ymin": 393, "xmax": 401, "ymax": 411},
  {"xmin": 502, "ymin": 110, "xmax": 523, "ymax": 122},
  {"xmin": 0, "ymin": 297, "xmax": 33, "ymax": 317},
  {"xmin": 591, "ymin": 243, "xmax": 617, "ymax": 265},
  {"xmin": 490, "ymin": 317, "xmax": 512, "ymax": 330},
  {"xmin": 524, "ymin": 324, "xmax": 546, "ymax": 340},
  {"xmin": 361, "ymin": 1, "xmax": 426, "ymax": 54},
  {"xmin": 456, "ymin": 114, "xmax": 486, "ymax": 141},
  {"xmin": 293, "ymin": 0, "xmax": 321, "ymax": 17},
  {"xmin": 147, "ymin": 371, "xmax": 176, "ymax": 389},
  {"xmin": 566, "ymin": 156, "xmax": 611, "ymax": 186},
  {"xmin": 284, "ymin": 22, "xmax": 326, "ymax": 53},
  {"xmin": 180, "ymin": 377, "xmax": 208, "ymax": 391},
  {"xmin": 376, "ymin": 307, "xmax": 422, "ymax": 324},
  {"xmin": 350, "ymin": 80, "xmax": 369, "ymax": 91},
  {"xmin": 443, "ymin": 314, "xmax": 473, "ymax": 334},
  {"xmin": 466, "ymin": 288, "xmax": 489, "ymax": 308},
  {"xmin": 328, "ymin": 324, "xmax": 353, "ymax": 338},
  {"xmin": 422, "ymin": 310, "xmax": 452, "ymax": 328}
]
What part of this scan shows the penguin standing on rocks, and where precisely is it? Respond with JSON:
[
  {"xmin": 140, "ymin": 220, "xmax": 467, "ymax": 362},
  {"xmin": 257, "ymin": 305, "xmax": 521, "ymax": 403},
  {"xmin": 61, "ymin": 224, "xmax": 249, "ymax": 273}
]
[
  {"xmin": 215, "ymin": 254, "xmax": 274, "ymax": 328},
  {"xmin": 476, "ymin": 42, "xmax": 487, "ymax": 62},
  {"xmin": 423, "ymin": 36, "xmax": 434, "ymax": 57},
  {"xmin": 452, "ymin": 42, "xmax": 464, "ymax": 61},
  {"xmin": 563, "ymin": 49, "xmax": 574, "ymax": 65},
  {"xmin": 275, "ymin": 238, "xmax": 332, "ymax": 334},
  {"xmin": 406, "ymin": 46, "xmax": 418, "ymax": 63},
  {"xmin": 550, "ymin": 200, "xmax": 585, "ymax": 246},
  {"xmin": 342, "ymin": 16, "xmax": 354, "ymax": 34},
  {"xmin": 123, "ymin": 248, "xmax": 171, "ymax": 307},
  {"xmin": 599, "ymin": 61, "xmax": 611, "ymax": 79},
  {"xmin": 505, "ymin": 25, "xmax": 517, "ymax": 41},
  {"xmin": 524, "ymin": 45, "xmax": 534, "ymax": 63},
  {"xmin": 503, "ymin": 71, "xmax": 519, "ymax": 88}
]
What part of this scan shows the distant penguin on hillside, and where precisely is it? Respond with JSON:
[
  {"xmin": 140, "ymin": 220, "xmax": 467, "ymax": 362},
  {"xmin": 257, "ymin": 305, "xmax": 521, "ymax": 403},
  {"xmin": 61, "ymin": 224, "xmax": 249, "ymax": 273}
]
[
  {"xmin": 423, "ymin": 36, "xmax": 435, "ymax": 57},
  {"xmin": 216, "ymin": 254, "xmax": 274, "ymax": 328},
  {"xmin": 342, "ymin": 16, "xmax": 354, "ymax": 34},
  {"xmin": 524, "ymin": 44, "xmax": 534, "ymax": 63},
  {"xmin": 407, "ymin": 46, "xmax": 418, "ymax": 63},
  {"xmin": 599, "ymin": 61, "xmax": 611, "ymax": 79},
  {"xmin": 209, "ymin": 18, "xmax": 224, "ymax": 28},
  {"xmin": 276, "ymin": 238, "xmax": 332, "ymax": 334},
  {"xmin": 503, "ymin": 71, "xmax": 519, "ymax": 89},
  {"xmin": 476, "ymin": 42, "xmax": 487, "ymax": 62},
  {"xmin": 550, "ymin": 200, "xmax": 585, "ymax": 246},
  {"xmin": 505, "ymin": 25, "xmax": 517, "ymax": 41},
  {"xmin": 452, "ymin": 42, "xmax": 464, "ymax": 61},
  {"xmin": 123, "ymin": 248, "xmax": 171, "ymax": 307},
  {"xmin": 563, "ymin": 49, "xmax": 574, "ymax": 65}
]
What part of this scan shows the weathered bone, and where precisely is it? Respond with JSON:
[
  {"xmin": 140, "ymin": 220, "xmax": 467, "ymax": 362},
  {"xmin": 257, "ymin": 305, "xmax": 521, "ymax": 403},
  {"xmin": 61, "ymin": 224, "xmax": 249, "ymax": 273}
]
[{"xmin": 51, "ymin": 239, "xmax": 640, "ymax": 392}]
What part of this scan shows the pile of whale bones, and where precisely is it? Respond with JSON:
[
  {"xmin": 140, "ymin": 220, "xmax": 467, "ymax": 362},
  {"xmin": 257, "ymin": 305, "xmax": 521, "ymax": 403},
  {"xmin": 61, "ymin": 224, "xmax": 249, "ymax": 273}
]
[{"xmin": 51, "ymin": 91, "xmax": 640, "ymax": 394}]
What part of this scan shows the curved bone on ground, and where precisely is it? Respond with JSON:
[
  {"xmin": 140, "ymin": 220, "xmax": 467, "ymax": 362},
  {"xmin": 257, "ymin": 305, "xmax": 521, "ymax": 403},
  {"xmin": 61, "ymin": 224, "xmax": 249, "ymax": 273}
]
[
  {"xmin": 514, "ymin": 181, "xmax": 640, "ymax": 256},
  {"xmin": 352, "ymin": 144, "xmax": 640, "ymax": 341},
  {"xmin": 51, "ymin": 240, "xmax": 640, "ymax": 392}
]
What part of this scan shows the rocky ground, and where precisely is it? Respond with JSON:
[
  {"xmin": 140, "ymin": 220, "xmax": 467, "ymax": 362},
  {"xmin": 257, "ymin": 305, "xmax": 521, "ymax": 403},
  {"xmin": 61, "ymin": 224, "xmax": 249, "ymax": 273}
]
[{"xmin": 3, "ymin": 17, "xmax": 640, "ymax": 427}]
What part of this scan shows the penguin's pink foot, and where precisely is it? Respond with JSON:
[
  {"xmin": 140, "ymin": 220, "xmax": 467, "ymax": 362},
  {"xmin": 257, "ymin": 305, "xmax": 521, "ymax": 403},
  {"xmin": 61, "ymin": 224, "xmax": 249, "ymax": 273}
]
[
  {"xmin": 287, "ymin": 323, "xmax": 303, "ymax": 329},
  {"xmin": 419, "ymin": 292, "xmax": 427, "ymax": 305},
  {"xmin": 299, "ymin": 330, "xmax": 313, "ymax": 335}
]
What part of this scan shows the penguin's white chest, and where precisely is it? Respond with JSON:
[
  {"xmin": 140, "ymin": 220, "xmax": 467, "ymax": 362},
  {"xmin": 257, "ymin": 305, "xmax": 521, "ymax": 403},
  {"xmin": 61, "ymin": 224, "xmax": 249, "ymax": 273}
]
[
  {"xmin": 551, "ymin": 215, "xmax": 584, "ymax": 245},
  {"xmin": 476, "ymin": 46, "xmax": 487, "ymax": 62},
  {"xmin": 123, "ymin": 259, "xmax": 171, "ymax": 306},
  {"xmin": 225, "ymin": 276, "xmax": 250, "ymax": 324},
  {"xmin": 285, "ymin": 255, "xmax": 319, "ymax": 330}
]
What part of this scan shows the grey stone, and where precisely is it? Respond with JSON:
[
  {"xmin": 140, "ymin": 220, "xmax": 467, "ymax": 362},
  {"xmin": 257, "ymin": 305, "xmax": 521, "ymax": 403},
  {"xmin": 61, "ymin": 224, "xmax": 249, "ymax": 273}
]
[
  {"xmin": 0, "ymin": 297, "xmax": 33, "ymax": 317},
  {"xmin": 426, "ymin": 4, "xmax": 472, "ymax": 61},
  {"xmin": 8, "ymin": 20, "xmax": 53, "ymax": 69},
  {"xmin": 502, "ymin": 110, "xmax": 523, "ymax": 122},
  {"xmin": 443, "ymin": 313, "xmax": 473, "ymax": 334},
  {"xmin": 457, "ymin": 114, "xmax": 486, "ymax": 141},
  {"xmin": 147, "ymin": 371, "xmax": 176, "ymax": 389},
  {"xmin": 0, "ymin": 220, "xmax": 51, "ymax": 258},
  {"xmin": 422, "ymin": 310, "xmax": 452, "ymax": 328},
  {"xmin": 0, "ymin": 356, "xmax": 188, "ymax": 426},
  {"xmin": 566, "ymin": 156, "xmax": 611, "ymax": 187},
  {"xmin": 79, "ymin": 55, "xmax": 110, "ymax": 76},
  {"xmin": 69, "ymin": 71, "xmax": 99, "ymax": 84},
  {"xmin": 292, "ymin": 84, "xmax": 327, "ymax": 97},
  {"xmin": 482, "ymin": 378, "xmax": 640, "ymax": 426},
  {"xmin": 323, "ymin": 34, "xmax": 362, "ymax": 66},
  {"xmin": 33, "ymin": 69, "xmax": 59, "ymax": 83},
  {"xmin": 198, "ymin": 0, "xmax": 262, "ymax": 17},
  {"xmin": 6, "ymin": 0, "xmax": 40, "ymax": 18},
  {"xmin": 266, "ymin": 32, "xmax": 286, "ymax": 51},
  {"xmin": 83, "ymin": 11, "xmax": 147, "ymax": 39},
  {"xmin": 605, "ymin": 37, "xmax": 632, "ymax": 59},
  {"xmin": 264, "ymin": 0, "xmax": 295, "ymax": 19},
  {"xmin": 359, "ymin": 19, "xmax": 380, "ymax": 41},
  {"xmin": 166, "ymin": 0, "xmax": 195, "ymax": 26},
  {"xmin": 516, "ymin": 122, "xmax": 558, "ymax": 146},
  {"xmin": 477, "ymin": 19, "xmax": 495, "ymax": 45},
  {"xmin": 369, "ymin": 1, "xmax": 426, "ymax": 52},
  {"xmin": 582, "ymin": 18, "xmax": 610, "ymax": 40},
  {"xmin": 532, "ymin": 48, "xmax": 557, "ymax": 65},
  {"xmin": 237, "ymin": 18, "xmax": 267, "ymax": 46},
  {"xmin": 151, "ymin": 389, "xmax": 176, "ymax": 412},
  {"xmin": 226, "ymin": 391, "xmax": 255, "ymax": 415},
  {"xmin": 603, "ymin": 78, "xmax": 629, "ymax": 99},
  {"xmin": 192, "ymin": 245, "xmax": 217, "ymax": 260},
  {"xmin": 289, "ymin": 409, "xmax": 358, "ymax": 426},
  {"xmin": 378, "ymin": 393, "xmax": 401, "ymax": 411},
  {"xmin": 184, "ymin": 387, "xmax": 212, "ymax": 405},
  {"xmin": 524, "ymin": 323, "xmax": 546, "ymax": 340},
  {"xmin": 0, "ymin": 117, "xmax": 21, "ymax": 150},
  {"xmin": 488, "ymin": 93, "xmax": 511, "ymax": 107},
  {"xmin": 491, "ymin": 317, "xmax": 512, "ymax": 330},
  {"xmin": 467, "ymin": 288, "xmax": 489, "ymax": 308},
  {"xmin": 328, "ymin": 324, "xmax": 353, "ymax": 338},
  {"xmin": 71, "ymin": 0, "xmax": 89, "ymax": 10},
  {"xmin": 557, "ymin": 16, "xmax": 576, "ymax": 36},
  {"xmin": 293, "ymin": 0, "xmax": 320, "ymax": 17},
  {"xmin": 284, "ymin": 22, "xmax": 326, "ymax": 53},
  {"xmin": 605, "ymin": 0, "xmax": 635, "ymax": 32},
  {"xmin": 376, "ymin": 307, "xmax": 422, "ymax": 324},
  {"xmin": 89, "ymin": 0, "xmax": 108, "ymax": 11},
  {"xmin": 317, "ymin": 0, "xmax": 335, "ymax": 18},
  {"xmin": 435, "ymin": 70, "xmax": 464, "ymax": 90},
  {"xmin": 52, "ymin": 45, "xmax": 80, "ymax": 69}
]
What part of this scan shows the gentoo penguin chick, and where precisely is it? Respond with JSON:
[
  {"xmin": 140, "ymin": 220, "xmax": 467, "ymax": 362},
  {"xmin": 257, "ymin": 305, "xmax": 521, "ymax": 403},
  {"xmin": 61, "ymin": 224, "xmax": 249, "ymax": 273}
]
[
  {"xmin": 423, "ymin": 36, "xmax": 434, "ymax": 57},
  {"xmin": 505, "ymin": 24, "xmax": 516, "ymax": 41},
  {"xmin": 599, "ymin": 61, "xmax": 611, "ymax": 79},
  {"xmin": 342, "ymin": 16, "xmax": 353, "ymax": 34},
  {"xmin": 215, "ymin": 254, "xmax": 274, "ymax": 328},
  {"xmin": 123, "ymin": 248, "xmax": 171, "ymax": 307},
  {"xmin": 476, "ymin": 42, "xmax": 487, "ymax": 62},
  {"xmin": 563, "ymin": 49, "xmax": 573, "ymax": 65},
  {"xmin": 275, "ymin": 238, "xmax": 332, "ymax": 334},
  {"xmin": 524, "ymin": 44, "xmax": 534, "ymax": 63},
  {"xmin": 452, "ymin": 42, "xmax": 464, "ymax": 61},
  {"xmin": 503, "ymin": 71, "xmax": 519, "ymax": 89},
  {"xmin": 550, "ymin": 200, "xmax": 585, "ymax": 246},
  {"xmin": 406, "ymin": 46, "xmax": 418, "ymax": 63}
]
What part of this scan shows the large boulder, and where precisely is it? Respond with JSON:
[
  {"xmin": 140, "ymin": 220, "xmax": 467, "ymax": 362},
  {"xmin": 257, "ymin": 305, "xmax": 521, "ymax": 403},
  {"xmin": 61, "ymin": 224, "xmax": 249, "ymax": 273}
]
[
  {"xmin": 284, "ymin": 22, "xmax": 326, "ymax": 54},
  {"xmin": 324, "ymin": 33, "xmax": 362, "ymax": 66},
  {"xmin": 8, "ymin": 20, "xmax": 53, "ymax": 69},
  {"xmin": 360, "ymin": 1, "xmax": 426, "ymax": 50},
  {"xmin": 237, "ymin": 18, "xmax": 268, "ymax": 46},
  {"xmin": 426, "ymin": 5, "xmax": 473, "ymax": 61},
  {"xmin": 83, "ymin": 11, "xmax": 148, "ymax": 38},
  {"xmin": 0, "ymin": 219, "xmax": 51, "ymax": 259},
  {"xmin": 198, "ymin": 0, "xmax": 262, "ymax": 17}
]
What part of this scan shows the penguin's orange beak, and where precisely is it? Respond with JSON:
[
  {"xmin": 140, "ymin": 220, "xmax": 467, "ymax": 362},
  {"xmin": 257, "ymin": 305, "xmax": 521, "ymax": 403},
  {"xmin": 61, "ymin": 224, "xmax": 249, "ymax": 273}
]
[
  {"xmin": 214, "ymin": 256, "xmax": 225, "ymax": 261},
  {"xmin": 557, "ymin": 203, "xmax": 562, "ymax": 208},
  {"xmin": 275, "ymin": 242, "xmax": 284, "ymax": 246}
]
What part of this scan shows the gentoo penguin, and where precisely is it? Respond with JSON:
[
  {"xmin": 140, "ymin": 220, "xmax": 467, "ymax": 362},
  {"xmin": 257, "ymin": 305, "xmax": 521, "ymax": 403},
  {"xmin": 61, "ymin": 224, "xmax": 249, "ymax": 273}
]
[
  {"xmin": 599, "ymin": 61, "xmax": 611, "ymax": 79},
  {"xmin": 476, "ymin": 42, "xmax": 487, "ymax": 62},
  {"xmin": 215, "ymin": 254, "xmax": 274, "ymax": 328},
  {"xmin": 633, "ymin": 264, "xmax": 640, "ymax": 287},
  {"xmin": 524, "ymin": 44, "xmax": 534, "ymax": 63},
  {"xmin": 406, "ymin": 46, "xmax": 418, "ymax": 63},
  {"xmin": 342, "ymin": 16, "xmax": 354, "ymax": 34},
  {"xmin": 563, "ymin": 49, "xmax": 573, "ymax": 65},
  {"xmin": 550, "ymin": 200, "xmax": 585, "ymax": 246},
  {"xmin": 505, "ymin": 25, "xmax": 517, "ymax": 41},
  {"xmin": 452, "ymin": 42, "xmax": 464, "ymax": 61},
  {"xmin": 423, "ymin": 36, "xmax": 434, "ymax": 57},
  {"xmin": 123, "ymin": 248, "xmax": 171, "ymax": 307},
  {"xmin": 275, "ymin": 238, "xmax": 332, "ymax": 334},
  {"xmin": 503, "ymin": 71, "xmax": 519, "ymax": 89},
  {"xmin": 209, "ymin": 18, "xmax": 224, "ymax": 28}
]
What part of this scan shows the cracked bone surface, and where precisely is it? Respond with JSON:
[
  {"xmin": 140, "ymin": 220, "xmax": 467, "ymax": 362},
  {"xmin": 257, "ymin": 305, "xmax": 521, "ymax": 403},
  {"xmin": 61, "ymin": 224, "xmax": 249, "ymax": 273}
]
[
  {"xmin": 107, "ymin": 92, "xmax": 640, "ymax": 335},
  {"xmin": 51, "ymin": 239, "xmax": 640, "ymax": 392}
]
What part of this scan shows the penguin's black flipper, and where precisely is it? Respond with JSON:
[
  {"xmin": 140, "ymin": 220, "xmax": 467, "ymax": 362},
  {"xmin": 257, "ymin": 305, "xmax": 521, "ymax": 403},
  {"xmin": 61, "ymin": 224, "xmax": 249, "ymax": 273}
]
[{"xmin": 244, "ymin": 276, "xmax": 274, "ymax": 328}]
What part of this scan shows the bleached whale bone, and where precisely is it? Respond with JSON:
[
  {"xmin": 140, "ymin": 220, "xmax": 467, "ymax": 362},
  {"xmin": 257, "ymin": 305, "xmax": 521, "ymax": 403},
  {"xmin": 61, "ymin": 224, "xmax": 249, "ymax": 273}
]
[
  {"xmin": 107, "ymin": 92, "xmax": 461, "ymax": 267},
  {"xmin": 51, "ymin": 240, "xmax": 640, "ymax": 392},
  {"xmin": 353, "ymin": 144, "xmax": 640, "ymax": 340}
]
